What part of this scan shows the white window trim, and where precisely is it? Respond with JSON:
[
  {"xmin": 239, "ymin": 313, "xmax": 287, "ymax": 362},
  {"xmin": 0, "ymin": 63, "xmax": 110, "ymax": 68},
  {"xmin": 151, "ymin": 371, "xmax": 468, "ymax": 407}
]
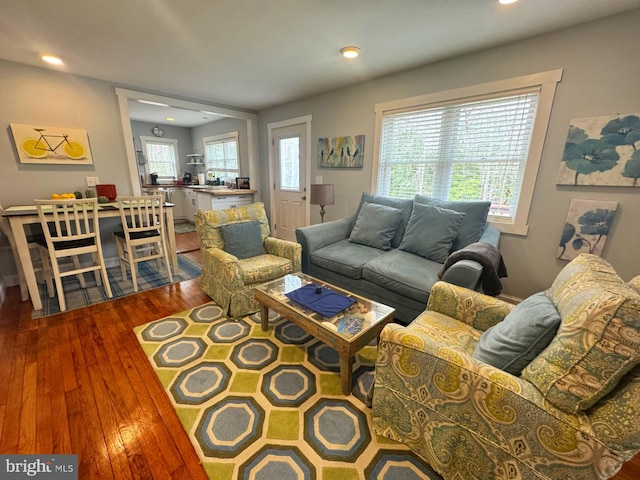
[
  {"xmin": 140, "ymin": 135, "xmax": 179, "ymax": 179},
  {"xmin": 372, "ymin": 69, "xmax": 563, "ymax": 236},
  {"xmin": 202, "ymin": 131, "xmax": 240, "ymax": 178}
]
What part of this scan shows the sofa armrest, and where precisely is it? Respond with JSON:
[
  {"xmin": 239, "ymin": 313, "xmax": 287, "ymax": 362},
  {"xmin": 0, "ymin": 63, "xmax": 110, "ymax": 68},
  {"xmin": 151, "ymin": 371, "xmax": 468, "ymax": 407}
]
[
  {"xmin": 440, "ymin": 259, "xmax": 483, "ymax": 290},
  {"xmin": 372, "ymin": 324, "xmax": 617, "ymax": 478},
  {"xmin": 426, "ymin": 281, "xmax": 512, "ymax": 331},
  {"xmin": 295, "ymin": 214, "xmax": 355, "ymax": 272},
  {"xmin": 202, "ymin": 247, "xmax": 245, "ymax": 290},
  {"xmin": 264, "ymin": 236, "xmax": 302, "ymax": 272},
  {"xmin": 478, "ymin": 225, "xmax": 501, "ymax": 247}
]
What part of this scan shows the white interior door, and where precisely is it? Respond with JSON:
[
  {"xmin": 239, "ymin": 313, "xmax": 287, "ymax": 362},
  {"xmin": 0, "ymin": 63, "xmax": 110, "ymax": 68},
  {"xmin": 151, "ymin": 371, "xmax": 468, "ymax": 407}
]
[{"xmin": 272, "ymin": 123, "xmax": 307, "ymax": 241}]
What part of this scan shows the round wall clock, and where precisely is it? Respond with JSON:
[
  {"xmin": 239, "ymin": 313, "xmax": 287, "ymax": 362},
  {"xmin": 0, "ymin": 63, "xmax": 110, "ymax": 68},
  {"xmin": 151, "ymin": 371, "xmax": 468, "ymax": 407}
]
[{"xmin": 152, "ymin": 125, "xmax": 165, "ymax": 137}]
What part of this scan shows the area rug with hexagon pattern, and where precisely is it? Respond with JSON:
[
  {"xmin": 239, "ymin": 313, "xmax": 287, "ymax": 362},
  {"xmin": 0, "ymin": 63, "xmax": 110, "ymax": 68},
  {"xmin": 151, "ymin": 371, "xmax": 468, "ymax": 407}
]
[{"xmin": 134, "ymin": 302, "xmax": 442, "ymax": 480}]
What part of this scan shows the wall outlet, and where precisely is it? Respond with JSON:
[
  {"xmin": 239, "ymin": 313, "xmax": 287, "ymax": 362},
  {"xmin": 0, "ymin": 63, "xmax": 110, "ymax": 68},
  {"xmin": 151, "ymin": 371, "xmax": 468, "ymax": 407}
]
[
  {"xmin": 86, "ymin": 176, "xmax": 99, "ymax": 187},
  {"xmin": 315, "ymin": 176, "xmax": 323, "ymax": 184}
]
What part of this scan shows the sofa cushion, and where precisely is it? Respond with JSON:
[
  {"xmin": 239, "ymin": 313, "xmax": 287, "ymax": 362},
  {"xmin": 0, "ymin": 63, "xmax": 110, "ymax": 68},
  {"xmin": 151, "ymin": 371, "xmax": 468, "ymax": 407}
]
[
  {"xmin": 311, "ymin": 239, "xmax": 386, "ymax": 279},
  {"xmin": 414, "ymin": 195, "xmax": 490, "ymax": 251},
  {"xmin": 220, "ymin": 220, "xmax": 266, "ymax": 259},
  {"xmin": 353, "ymin": 193, "xmax": 414, "ymax": 248},
  {"xmin": 399, "ymin": 203, "xmax": 466, "ymax": 263},
  {"xmin": 362, "ymin": 249, "xmax": 442, "ymax": 303},
  {"xmin": 472, "ymin": 292, "xmax": 561, "ymax": 376},
  {"xmin": 239, "ymin": 254, "xmax": 292, "ymax": 285},
  {"xmin": 521, "ymin": 254, "xmax": 640, "ymax": 414},
  {"xmin": 349, "ymin": 202, "xmax": 404, "ymax": 251}
]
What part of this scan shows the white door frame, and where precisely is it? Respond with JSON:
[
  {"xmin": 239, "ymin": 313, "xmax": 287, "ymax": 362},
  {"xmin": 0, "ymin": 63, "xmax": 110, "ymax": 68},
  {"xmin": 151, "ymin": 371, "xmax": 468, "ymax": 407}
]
[{"xmin": 267, "ymin": 115, "xmax": 312, "ymax": 234}]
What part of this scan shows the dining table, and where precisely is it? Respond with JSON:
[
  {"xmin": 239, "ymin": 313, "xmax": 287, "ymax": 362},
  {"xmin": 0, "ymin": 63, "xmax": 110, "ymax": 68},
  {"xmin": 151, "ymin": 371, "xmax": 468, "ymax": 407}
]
[{"xmin": 2, "ymin": 202, "xmax": 178, "ymax": 311}]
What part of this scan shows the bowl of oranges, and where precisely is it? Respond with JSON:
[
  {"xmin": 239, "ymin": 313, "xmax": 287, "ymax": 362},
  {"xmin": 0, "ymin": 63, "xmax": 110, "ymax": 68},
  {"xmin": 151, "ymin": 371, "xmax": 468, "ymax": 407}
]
[{"xmin": 51, "ymin": 193, "xmax": 79, "ymax": 200}]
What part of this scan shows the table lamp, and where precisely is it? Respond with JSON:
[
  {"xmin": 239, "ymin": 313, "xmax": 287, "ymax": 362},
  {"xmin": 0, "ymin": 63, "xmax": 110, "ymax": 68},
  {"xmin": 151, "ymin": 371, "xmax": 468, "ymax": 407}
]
[{"xmin": 310, "ymin": 184, "xmax": 334, "ymax": 223}]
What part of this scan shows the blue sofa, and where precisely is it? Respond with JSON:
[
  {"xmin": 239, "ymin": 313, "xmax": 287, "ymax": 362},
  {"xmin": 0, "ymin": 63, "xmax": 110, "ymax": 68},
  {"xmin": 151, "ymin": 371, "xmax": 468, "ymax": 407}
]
[{"xmin": 295, "ymin": 193, "xmax": 501, "ymax": 324}]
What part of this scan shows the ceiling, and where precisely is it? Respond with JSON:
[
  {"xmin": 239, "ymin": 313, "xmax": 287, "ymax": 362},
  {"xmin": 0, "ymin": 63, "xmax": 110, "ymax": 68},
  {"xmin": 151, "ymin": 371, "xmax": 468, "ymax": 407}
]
[{"xmin": 1, "ymin": 0, "xmax": 639, "ymax": 123}]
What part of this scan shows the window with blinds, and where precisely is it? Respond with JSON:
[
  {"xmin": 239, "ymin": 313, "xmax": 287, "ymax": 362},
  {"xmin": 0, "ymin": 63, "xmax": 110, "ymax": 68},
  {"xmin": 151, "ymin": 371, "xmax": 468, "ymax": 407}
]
[
  {"xmin": 141, "ymin": 137, "xmax": 179, "ymax": 178},
  {"xmin": 203, "ymin": 132, "xmax": 239, "ymax": 180},
  {"xmin": 377, "ymin": 91, "xmax": 539, "ymax": 219},
  {"xmin": 373, "ymin": 70, "xmax": 562, "ymax": 235}
]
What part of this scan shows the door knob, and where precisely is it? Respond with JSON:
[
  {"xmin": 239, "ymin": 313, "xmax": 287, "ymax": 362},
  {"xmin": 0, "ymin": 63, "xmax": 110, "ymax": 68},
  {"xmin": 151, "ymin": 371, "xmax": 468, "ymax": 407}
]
[{"xmin": 301, "ymin": 196, "xmax": 307, "ymax": 200}]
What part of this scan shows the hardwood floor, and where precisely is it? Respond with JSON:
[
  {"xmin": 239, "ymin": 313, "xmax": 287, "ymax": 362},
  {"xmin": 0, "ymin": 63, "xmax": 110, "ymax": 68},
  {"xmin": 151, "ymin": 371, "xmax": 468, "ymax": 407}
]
[{"xmin": 0, "ymin": 231, "xmax": 638, "ymax": 479}]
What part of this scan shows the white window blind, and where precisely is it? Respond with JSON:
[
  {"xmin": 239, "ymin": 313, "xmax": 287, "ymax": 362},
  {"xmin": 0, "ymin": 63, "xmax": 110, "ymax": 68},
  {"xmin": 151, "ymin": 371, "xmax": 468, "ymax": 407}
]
[
  {"xmin": 377, "ymin": 91, "xmax": 539, "ymax": 219},
  {"xmin": 141, "ymin": 137, "xmax": 179, "ymax": 178},
  {"xmin": 203, "ymin": 132, "xmax": 239, "ymax": 180}
]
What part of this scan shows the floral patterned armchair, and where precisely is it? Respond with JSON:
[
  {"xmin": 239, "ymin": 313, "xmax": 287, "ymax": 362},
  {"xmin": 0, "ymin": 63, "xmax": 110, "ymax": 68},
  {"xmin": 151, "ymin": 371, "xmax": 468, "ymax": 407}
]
[
  {"xmin": 194, "ymin": 202, "xmax": 301, "ymax": 317},
  {"xmin": 372, "ymin": 254, "xmax": 640, "ymax": 480}
]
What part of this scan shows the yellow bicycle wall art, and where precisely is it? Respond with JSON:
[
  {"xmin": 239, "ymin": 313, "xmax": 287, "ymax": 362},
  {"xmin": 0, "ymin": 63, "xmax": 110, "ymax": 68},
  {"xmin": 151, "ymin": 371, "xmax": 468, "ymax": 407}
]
[{"xmin": 11, "ymin": 123, "xmax": 93, "ymax": 165}]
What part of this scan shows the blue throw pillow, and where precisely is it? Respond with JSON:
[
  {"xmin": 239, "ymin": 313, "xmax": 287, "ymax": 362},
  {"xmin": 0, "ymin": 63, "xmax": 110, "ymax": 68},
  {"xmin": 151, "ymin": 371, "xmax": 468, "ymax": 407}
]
[
  {"xmin": 414, "ymin": 195, "xmax": 491, "ymax": 251},
  {"xmin": 353, "ymin": 193, "xmax": 414, "ymax": 248},
  {"xmin": 398, "ymin": 203, "xmax": 466, "ymax": 263},
  {"xmin": 472, "ymin": 292, "xmax": 561, "ymax": 376},
  {"xmin": 349, "ymin": 202, "xmax": 404, "ymax": 251},
  {"xmin": 220, "ymin": 220, "xmax": 266, "ymax": 259}
]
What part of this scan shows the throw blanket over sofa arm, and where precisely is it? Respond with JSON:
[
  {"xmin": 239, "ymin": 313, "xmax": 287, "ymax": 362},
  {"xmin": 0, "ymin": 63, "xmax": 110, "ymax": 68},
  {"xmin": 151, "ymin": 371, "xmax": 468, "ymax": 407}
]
[
  {"xmin": 295, "ymin": 215, "xmax": 354, "ymax": 272},
  {"xmin": 439, "ymin": 225, "xmax": 502, "ymax": 293}
]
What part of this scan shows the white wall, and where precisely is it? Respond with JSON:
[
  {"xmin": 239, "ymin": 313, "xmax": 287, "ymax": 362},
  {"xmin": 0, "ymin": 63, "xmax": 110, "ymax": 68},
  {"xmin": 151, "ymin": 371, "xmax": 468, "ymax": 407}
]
[
  {"xmin": 130, "ymin": 120, "xmax": 193, "ymax": 183},
  {"xmin": 0, "ymin": 60, "xmax": 133, "ymax": 205},
  {"xmin": 257, "ymin": 9, "xmax": 640, "ymax": 298},
  {"xmin": 191, "ymin": 117, "xmax": 249, "ymax": 181}
]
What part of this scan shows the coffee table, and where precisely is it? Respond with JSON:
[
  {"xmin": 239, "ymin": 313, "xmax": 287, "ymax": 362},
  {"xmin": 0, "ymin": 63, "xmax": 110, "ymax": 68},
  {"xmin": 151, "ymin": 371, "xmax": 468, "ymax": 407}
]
[{"xmin": 253, "ymin": 273, "xmax": 395, "ymax": 395}]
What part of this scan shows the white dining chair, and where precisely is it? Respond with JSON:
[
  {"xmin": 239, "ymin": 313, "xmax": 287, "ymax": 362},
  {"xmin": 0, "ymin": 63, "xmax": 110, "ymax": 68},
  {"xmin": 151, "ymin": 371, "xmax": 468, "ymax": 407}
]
[
  {"xmin": 34, "ymin": 197, "xmax": 113, "ymax": 312},
  {"xmin": 114, "ymin": 195, "xmax": 172, "ymax": 292}
]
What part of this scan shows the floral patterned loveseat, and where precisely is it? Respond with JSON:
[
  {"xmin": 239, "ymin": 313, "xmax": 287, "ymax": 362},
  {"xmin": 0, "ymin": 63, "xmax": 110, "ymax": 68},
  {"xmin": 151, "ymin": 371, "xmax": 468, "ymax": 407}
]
[
  {"xmin": 372, "ymin": 254, "xmax": 640, "ymax": 480},
  {"xmin": 194, "ymin": 202, "xmax": 301, "ymax": 317}
]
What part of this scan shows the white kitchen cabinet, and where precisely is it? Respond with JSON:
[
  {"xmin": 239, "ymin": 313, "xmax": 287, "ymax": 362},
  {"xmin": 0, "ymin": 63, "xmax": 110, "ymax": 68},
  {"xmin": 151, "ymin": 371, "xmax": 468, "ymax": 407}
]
[
  {"xmin": 184, "ymin": 189, "xmax": 198, "ymax": 223},
  {"xmin": 166, "ymin": 188, "xmax": 185, "ymax": 219},
  {"xmin": 197, "ymin": 192, "xmax": 212, "ymax": 211},
  {"xmin": 210, "ymin": 194, "xmax": 253, "ymax": 210}
]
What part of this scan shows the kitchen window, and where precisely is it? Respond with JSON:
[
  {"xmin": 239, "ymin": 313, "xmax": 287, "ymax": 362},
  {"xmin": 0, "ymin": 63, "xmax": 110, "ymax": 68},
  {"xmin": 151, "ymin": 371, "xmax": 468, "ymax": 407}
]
[
  {"xmin": 140, "ymin": 136, "xmax": 179, "ymax": 179},
  {"xmin": 203, "ymin": 132, "xmax": 239, "ymax": 180},
  {"xmin": 373, "ymin": 70, "xmax": 562, "ymax": 235}
]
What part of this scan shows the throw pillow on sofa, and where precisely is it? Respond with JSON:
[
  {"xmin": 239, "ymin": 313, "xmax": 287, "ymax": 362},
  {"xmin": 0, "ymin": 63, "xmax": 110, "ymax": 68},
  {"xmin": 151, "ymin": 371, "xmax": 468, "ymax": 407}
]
[
  {"xmin": 220, "ymin": 220, "xmax": 266, "ymax": 259},
  {"xmin": 349, "ymin": 202, "xmax": 404, "ymax": 251},
  {"xmin": 398, "ymin": 203, "xmax": 466, "ymax": 263},
  {"xmin": 353, "ymin": 193, "xmax": 414, "ymax": 248},
  {"xmin": 472, "ymin": 292, "xmax": 561, "ymax": 376},
  {"xmin": 414, "ymin": 195, "xmax": 491, "ymax": 251}
]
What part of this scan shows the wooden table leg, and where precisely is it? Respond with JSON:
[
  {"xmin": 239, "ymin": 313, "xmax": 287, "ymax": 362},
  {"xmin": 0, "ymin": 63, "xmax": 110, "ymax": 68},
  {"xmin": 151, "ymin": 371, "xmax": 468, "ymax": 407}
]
[
  {"xmin": 260, "ymin": 305, "xmax": 269, "ymax": 331},
  {"xmin": 339, "ymin": 354, "xmax": 354, "ymax": 395}
]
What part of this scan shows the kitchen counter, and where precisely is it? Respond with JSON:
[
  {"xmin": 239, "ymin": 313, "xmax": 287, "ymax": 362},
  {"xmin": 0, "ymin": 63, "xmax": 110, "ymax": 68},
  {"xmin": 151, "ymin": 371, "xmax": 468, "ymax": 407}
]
[{"xmin": 142, "ymin": 185, "xmax": 256, "ymax": 196}]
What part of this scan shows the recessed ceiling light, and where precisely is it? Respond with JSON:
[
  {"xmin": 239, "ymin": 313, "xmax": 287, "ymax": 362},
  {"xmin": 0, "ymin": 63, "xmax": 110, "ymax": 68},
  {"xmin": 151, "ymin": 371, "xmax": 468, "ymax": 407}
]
[
  {"xmin": 340, "ymin": 46, "xmax": 360, "ymax": 59},
  {"xmin": 166, "ymin": 117, "xmax": 175, "ymax": 122},
  {"xmin": 498, "ymin": 0, "xmax": 518, "ymax": 4},
  {"xmin": 41, "ymin": 55, "xmax": 63, "ymax": 65},
  {"xmin": 138, "ymin": 100, "xmax": 169, "ymax": 107}
]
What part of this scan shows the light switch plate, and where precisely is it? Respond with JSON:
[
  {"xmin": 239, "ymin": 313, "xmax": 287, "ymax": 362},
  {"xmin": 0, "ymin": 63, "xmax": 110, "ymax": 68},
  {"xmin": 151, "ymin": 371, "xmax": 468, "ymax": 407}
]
[{"xmin": 86, "ymin": 176, "xmax": 99, "ymax": 187}]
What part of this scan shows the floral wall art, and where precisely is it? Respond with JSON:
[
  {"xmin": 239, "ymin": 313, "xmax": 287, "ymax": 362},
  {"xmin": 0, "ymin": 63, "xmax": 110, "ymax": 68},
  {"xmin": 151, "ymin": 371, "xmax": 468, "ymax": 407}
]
[
  {"xmin": 557, "ymin": 199, "xmax": 618, "ymax": 261},
  {"xmin": 556, "ymin": 113, "xmax": 640, "ymax": 186},
  {"xmin": 317, "ymin": 135, "xmax": 364, "ymax": 168}
]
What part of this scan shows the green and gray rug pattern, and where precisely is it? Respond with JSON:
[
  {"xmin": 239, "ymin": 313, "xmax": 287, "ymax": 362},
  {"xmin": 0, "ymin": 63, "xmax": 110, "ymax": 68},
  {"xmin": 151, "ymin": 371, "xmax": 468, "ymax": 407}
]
[{"xmin": 134, "ymin": 302, "xmax": 441, "ymax": 480}]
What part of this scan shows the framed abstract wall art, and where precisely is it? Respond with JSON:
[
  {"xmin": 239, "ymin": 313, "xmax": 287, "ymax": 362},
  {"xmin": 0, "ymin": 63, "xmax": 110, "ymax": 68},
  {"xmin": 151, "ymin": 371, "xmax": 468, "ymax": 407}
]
[
  {"xmin": 557, "ymin": 199, "xmax": 618, "ymax": 261},
  {"xmin": 556, "ymin": 113, "xmax": 640, "ymax": 186},
  {"xmin": 10, "ymin": 123, "xmax": 93, "ymax": 165},
  {"xmin": 317, "ymin": 135, "xmax": 364, "ymax": 168}
]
